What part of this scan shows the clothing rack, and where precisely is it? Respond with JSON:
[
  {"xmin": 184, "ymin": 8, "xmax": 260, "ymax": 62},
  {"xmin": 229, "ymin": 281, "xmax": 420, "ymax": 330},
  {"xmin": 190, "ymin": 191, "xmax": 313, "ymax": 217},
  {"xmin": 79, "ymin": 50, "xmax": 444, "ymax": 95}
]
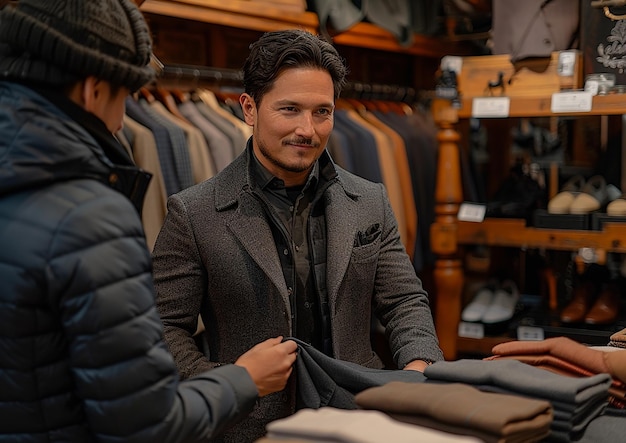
[
  {"xmin": 157, "ymin": 63, "xmax": 244, "ymax": 88},
  {"xmin": 341, "ymin": 81, "xmax": 418, "ymax": 104},
  {"xmin": 156, "ymin": 60, "xmax": 419, "ymax": 104}
]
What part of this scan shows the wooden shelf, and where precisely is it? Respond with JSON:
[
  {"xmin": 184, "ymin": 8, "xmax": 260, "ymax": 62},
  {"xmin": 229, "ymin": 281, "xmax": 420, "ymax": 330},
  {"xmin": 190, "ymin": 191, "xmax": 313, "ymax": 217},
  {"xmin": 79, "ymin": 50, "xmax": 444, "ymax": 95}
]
[
  {"xmin": 140, "ymin": 0, "xmax": 318, "ymax": 33},
  {"xmin": 331, "ymin": 21, "xmax": 475, "ymax": 58},
  {"xmin": 456, "ymin": 219, "xmax": 626, "ymax": 253},
  {"xmin": 456, "ymin": 93, "xmax": 626, "ymax": 119},
  {"xmin": 140, "ymin": 0, "xmax": 475, "ymax": 58}
]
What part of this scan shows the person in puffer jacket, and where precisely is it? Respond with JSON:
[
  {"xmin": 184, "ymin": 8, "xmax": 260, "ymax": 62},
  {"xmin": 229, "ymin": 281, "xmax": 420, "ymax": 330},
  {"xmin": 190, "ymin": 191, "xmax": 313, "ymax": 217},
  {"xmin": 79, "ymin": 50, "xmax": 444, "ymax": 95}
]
[{"xmin": 0, "ymin": 1, "xmax": 298, "ymax": 442}]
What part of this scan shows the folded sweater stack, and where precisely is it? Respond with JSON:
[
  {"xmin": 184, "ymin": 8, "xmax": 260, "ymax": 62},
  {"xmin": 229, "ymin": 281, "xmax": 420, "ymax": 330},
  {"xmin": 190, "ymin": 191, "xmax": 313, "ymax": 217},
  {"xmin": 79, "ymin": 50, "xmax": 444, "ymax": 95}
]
[
  {"xmin": 487, "ymin": 337, "xmax": 626, "ymax": 408},
  {"xmin": 355, "ymin": 381, "xmax": 553, "ymax": 442},
  {"xmin": 423, "ymin": 359, "xmax": 612, "ymax": 442}
]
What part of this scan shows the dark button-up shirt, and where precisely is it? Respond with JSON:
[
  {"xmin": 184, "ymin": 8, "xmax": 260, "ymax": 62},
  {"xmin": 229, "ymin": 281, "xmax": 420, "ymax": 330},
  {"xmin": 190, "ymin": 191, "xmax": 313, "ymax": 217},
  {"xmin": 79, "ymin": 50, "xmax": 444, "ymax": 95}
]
[{"xmin": 251, "ymin": 152, "xmax": 325, "ymax": 350}]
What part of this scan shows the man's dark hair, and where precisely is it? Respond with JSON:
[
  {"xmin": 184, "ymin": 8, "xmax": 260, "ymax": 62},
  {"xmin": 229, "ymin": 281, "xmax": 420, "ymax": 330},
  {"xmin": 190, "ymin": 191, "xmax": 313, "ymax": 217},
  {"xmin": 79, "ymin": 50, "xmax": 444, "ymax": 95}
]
[{"xmin": 242, "ymin": 29, "xmax": 347, "ymax": 105}]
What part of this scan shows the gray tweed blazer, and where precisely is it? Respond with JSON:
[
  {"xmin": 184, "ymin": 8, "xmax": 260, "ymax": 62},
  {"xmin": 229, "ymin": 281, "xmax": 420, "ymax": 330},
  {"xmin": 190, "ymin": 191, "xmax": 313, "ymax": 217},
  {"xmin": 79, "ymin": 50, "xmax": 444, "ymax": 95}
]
[{"xmin": 152, "ymin": 145, "xmax": 443, "ymax": 443}]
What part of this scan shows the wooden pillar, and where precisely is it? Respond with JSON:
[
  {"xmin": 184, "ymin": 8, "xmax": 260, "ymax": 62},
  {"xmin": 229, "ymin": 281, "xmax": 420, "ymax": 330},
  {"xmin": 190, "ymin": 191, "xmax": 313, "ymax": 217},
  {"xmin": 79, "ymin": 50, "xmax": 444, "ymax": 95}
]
[{"xmin": 430, "ymin": 99, "xmax": 463, "ymax": 360}]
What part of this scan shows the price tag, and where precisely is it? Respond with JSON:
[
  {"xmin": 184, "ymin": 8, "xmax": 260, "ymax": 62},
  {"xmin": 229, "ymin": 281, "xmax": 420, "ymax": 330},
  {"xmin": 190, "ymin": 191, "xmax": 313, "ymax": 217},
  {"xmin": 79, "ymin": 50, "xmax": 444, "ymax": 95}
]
[
  {"xmin": 517, "ymin": 326, "xmax": 545, "ymax": 341},
  {"xmin": 551, "ymin": 91, "xmax": 593, "ymax": 113},
  {"xmin": 558, "ymin": 50, "xmax": 577, "ymax": 77},
  {"xmin": 471, "ymin": 97, "xmax": 510, "ymax": 118},
  {"xmin": 458, "ymin": 321, "xmax": 484, "ymax": 339},
  {"xmin": 458, "ymin": 202, "xmax": 486, "ymax": 222},
  {"xmin": 441, "ymin": 55, "xmax": 463, "ymax": 74}
]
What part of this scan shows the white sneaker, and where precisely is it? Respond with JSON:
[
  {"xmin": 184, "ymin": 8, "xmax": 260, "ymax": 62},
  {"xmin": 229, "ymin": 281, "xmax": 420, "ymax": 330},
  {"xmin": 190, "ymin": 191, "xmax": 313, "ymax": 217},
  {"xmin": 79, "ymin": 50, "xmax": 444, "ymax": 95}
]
[
  {"xmin": 461, "ymin": 284, "xmax": 495, "ymax": 322},
  {"xmin": 482, "ymin": 280, "xmax": 520, "ymax": 324}
]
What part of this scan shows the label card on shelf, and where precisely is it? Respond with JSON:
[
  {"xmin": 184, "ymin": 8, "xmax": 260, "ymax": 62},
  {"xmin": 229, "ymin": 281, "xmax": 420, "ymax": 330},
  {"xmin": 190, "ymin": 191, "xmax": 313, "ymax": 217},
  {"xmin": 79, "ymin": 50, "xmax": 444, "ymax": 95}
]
[
  {"xmin": 458, "ymin": 321, "xmax": 484, "ymax": 339},
  {"xmin": 551, "ymin": 91, "xmax": 593, "ymax": 113},
  {"xmin": 517, "ymin": 326, "xmax": 545, "ymax": 341},
  {"xmin": 441, "ymin": 55, "xmax": 463, "ymax": 74},
  {"xmin": 471, "ymin": 97, "xmax": 510, "ymax": 118},
  {"xmin": 458, "ymin": 202, "xmax": 486, "ymax": 222}
]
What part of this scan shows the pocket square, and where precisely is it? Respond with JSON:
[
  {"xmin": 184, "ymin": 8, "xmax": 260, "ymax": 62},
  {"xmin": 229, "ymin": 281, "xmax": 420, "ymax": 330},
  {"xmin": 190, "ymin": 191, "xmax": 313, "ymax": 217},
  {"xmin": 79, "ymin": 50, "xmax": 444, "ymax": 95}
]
[{"xmin": 354, "ymin": 223, "xmax": 381, "ymax": 247}]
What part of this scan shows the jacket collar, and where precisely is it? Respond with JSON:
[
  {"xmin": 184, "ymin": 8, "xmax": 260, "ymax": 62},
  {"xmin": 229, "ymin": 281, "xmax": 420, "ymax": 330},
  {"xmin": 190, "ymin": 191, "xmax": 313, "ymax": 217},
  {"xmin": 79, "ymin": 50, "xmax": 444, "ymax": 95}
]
[
  {"xmin": 213, "ymin": 138, "xmax": 357, "ymax": 211},
  {"xmin": 33, "ymin": 86, "xmax": 152, "ymax": 212},
  {"xmin": 0, "ymin": 82, "xmax": 151, "ymax": 212}
]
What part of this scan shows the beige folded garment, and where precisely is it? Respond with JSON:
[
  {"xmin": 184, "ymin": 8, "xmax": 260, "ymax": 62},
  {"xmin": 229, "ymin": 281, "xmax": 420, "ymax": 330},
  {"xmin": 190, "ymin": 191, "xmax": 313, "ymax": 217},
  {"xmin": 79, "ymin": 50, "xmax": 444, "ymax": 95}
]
[
  {"xmin": 264, "ymin": 407, "xmax": 482, "ymax": 443},
  {"xmin": 610, "ymin": 327, "xmax": 626, "ymax": 346},
  {"xmin": 355, "ymin": 382, "xmax": 553, "ymax": 443}
]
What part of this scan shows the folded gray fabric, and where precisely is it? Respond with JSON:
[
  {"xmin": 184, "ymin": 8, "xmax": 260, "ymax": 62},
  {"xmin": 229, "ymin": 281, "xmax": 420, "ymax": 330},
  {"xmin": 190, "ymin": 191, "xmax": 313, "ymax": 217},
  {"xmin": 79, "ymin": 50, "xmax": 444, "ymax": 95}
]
[
  {"xmin": 424, "ymin": 359, "xmax": 611, "ymax": 405},
  {"xmin": 574, "ymin": 410, "xmax": 626, "ymax": 442},
  {"xmin": 424, "ymin": 359, "xmax": 612, "ymax": 441},
  {"xmin": 290, "ymin": 338, "xmax": 425, "ymax": 410}
]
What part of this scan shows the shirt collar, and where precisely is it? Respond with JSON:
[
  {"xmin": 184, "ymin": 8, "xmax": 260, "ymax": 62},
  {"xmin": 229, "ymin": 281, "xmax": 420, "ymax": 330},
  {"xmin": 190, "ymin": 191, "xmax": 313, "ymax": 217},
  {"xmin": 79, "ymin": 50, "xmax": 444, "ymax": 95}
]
[{"xmin": 250, "ymin": 146, "xmax": 320, "ymax": 193}]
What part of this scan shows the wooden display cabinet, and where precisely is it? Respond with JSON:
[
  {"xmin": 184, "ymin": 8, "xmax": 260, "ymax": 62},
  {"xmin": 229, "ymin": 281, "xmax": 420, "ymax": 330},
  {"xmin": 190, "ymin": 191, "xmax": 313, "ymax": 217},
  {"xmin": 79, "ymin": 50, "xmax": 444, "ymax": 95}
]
[{"xmin": 432, "ymin": 93, "xmax": 626, "ymax": 360}]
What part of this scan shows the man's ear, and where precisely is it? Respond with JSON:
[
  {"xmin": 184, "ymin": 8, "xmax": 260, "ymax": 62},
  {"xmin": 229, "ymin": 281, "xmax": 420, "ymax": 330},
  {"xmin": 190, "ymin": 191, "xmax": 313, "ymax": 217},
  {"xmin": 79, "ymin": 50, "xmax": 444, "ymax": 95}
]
[
  {"xmin": 81, "ymin": 76, "xmax": 103, "ymax": 113},
  {"xmin": 239, "ymin": 93, "xmax": 256, "ymax": 126}
]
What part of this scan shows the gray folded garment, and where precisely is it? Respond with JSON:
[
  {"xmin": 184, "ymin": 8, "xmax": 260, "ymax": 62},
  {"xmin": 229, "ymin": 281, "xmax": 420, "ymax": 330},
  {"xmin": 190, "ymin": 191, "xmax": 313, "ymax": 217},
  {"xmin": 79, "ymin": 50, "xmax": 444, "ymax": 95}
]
[
  {"xmin": 424, "ymin": 359, "xmax": 612, "ymax": 405},
  {"xmin": 423, "ymin": 359, "xmax": 612, "ymax": 442},
  {"xmin": 290, "ymin": 337, "xmax": 426, "ymax": 410},
  {"xmin": 355, "ymin": 381, "xmax": 552, "ymax": 443}
]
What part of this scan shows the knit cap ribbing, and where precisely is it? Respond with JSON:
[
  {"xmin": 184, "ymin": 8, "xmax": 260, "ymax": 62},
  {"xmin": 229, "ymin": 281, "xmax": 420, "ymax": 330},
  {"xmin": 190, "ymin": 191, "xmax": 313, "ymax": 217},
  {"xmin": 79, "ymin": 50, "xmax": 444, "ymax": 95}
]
[{"xmin": 0, "ymin": 0, "xmax": 154, "ymax": 91}]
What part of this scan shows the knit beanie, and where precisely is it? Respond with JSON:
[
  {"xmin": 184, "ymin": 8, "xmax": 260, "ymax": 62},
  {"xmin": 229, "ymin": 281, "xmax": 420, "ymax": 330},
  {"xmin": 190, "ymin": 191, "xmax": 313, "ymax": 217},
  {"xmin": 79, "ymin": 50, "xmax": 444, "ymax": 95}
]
[{"xmin": 0, "ymin": 0, "xmax": 154, "ymax": 91}]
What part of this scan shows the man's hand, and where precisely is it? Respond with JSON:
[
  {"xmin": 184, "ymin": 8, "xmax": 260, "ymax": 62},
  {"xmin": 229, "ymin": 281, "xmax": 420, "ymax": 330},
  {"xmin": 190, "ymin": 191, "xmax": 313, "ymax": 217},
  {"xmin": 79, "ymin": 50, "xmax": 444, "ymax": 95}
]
[
  {"xmin": 234, "ymin": 337, "xmax": 298, "ymax": 397},
  {"xmin": 403, "ymin": 359, "xmax": 432, "ymax": 372}
]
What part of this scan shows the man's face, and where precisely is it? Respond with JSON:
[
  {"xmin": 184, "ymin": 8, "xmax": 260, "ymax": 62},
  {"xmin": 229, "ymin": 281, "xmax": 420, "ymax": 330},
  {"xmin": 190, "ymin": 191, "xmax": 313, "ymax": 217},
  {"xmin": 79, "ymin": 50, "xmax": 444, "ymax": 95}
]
[
  {"xmin": 99, "ymin": 84, "xmax": 130, "ymax": 133},
  {"xmin": 240, "ymin": 67, "xmax": 335, "ymax": 187}
]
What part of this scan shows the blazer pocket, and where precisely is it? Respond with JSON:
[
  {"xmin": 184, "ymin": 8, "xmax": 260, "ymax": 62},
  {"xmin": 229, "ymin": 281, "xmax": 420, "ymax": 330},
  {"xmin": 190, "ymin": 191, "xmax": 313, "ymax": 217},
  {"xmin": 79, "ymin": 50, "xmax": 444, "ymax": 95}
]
[
  {"xmin": 353, "ymin": 223, "xmax": 381, "ymax": 247},
  {"xmin": 351, "ymin": 240, "xmax": 380, "ymax": 263}
]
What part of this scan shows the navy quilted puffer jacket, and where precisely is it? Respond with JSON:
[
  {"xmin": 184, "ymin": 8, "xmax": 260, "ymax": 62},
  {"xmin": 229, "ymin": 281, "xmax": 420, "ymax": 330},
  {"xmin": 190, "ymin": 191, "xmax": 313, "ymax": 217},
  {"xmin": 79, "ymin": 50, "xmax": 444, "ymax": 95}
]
[{"xmin": 0, "ymin": 82, "xmax": 257, "ymax": 442}]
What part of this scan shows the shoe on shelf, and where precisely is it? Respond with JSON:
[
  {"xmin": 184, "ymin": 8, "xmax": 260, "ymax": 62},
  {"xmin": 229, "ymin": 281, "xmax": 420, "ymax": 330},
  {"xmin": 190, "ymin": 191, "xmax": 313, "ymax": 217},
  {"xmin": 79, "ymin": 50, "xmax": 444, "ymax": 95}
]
[
  {"xmin": 547, "ymin": 175, "xmax": 585, "ymax": 214},
  {"xmin": 560, "ymin": 280, "xmax": 595, "ymax": 323},
  {"xmin": 607, "ymin": 195, "xmax": 626, "ymax": 216},
  {"xmin": 482, "ymin": 280, "xmax": 520, "ymax": 324},
  {"xmin": 461, "ymin": 283, "xmax": 495, "ymax": 322},
  {"xmin": 569, "ymin": 175, "xmax": 608, "ymax": 214},
  {"xmin": 585, "ymin": 283, "xmax": 620, "ymax": 325}
]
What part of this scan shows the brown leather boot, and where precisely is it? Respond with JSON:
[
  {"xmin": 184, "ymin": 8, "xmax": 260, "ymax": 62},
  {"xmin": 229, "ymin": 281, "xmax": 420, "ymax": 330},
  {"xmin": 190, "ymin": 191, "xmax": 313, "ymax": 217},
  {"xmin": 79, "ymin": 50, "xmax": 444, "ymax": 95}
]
[
  {"xmin": 585, "ymin": 283, "xmax": 621, "ymax": 325},
  {"xmin": 561, "ymin": 281, "xmax": 595, "ymax": 323}
]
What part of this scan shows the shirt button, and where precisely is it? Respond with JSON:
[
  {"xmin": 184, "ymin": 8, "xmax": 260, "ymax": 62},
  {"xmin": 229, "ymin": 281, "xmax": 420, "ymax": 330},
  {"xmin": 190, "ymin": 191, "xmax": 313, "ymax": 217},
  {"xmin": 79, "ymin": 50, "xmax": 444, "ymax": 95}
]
[
  {"xmin": 283, "ymin": 248, "xmax": 289, "ymax": 255},
  {"xmin": 289, "ymin": 205, "xmax": 294, "ymax": 212},
  {"xmin": 304, "ymin": 302, "xmax": 310, "ymax": 309},
  {"xmin": 295, "ymin": 246, "xmax": 300, "ymax": 252}
]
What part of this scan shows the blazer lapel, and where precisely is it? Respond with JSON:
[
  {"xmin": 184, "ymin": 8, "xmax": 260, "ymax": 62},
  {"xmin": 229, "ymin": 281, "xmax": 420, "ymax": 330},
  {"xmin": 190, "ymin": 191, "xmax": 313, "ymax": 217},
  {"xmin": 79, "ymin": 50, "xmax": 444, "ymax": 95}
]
[
  {"xmin": 214, "ymin": 152, "xmax": 291, "ymax": 314},
  {"xmin": 226, "ymin": 195, "xmax": 289, "ymax": 295},
  {"xmin": 325, "ymin": 186, "xmax": 359, "ymax": 308}
]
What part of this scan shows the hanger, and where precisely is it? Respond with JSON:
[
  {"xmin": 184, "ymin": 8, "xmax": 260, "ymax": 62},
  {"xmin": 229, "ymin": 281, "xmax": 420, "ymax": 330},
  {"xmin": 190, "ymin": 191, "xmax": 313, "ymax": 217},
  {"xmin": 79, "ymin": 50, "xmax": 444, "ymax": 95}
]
[
  {"xmin": 214, "ymin": 89, "xmax": 242, "ymax": 103},
  {"xmin": 139, "ymin": 87, "xmax": 156, "ymax": 103},
  {"xmin": 334, "ymin": 98, "xmax": 355, "ymax": 111},
  {"xmin": 170, "ymin": 88, "xmax": 190, "ymax": 104},
  {"xmin": 153, "ymin": 87, "xmax": 190, "ymax": 123},
  {"xmin": 383, "ymin": 100, "xmax": 412, "ymax": 116}
]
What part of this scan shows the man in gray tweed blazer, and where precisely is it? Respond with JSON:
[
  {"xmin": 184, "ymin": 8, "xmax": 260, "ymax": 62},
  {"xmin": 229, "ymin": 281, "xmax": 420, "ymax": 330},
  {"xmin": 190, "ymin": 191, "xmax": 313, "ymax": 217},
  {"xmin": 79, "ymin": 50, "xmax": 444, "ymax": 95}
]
[{"xmin": 152, "ymin": 29, "xmax": 443, "ymax": 443}]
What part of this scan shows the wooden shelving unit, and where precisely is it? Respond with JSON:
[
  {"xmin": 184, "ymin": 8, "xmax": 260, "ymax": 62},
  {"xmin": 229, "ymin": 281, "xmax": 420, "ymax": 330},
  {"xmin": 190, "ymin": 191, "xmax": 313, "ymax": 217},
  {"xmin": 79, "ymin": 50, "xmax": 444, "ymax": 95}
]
[{"xmin": 432, "ymin": 89, "xmax": 626, "ymax": 360}]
